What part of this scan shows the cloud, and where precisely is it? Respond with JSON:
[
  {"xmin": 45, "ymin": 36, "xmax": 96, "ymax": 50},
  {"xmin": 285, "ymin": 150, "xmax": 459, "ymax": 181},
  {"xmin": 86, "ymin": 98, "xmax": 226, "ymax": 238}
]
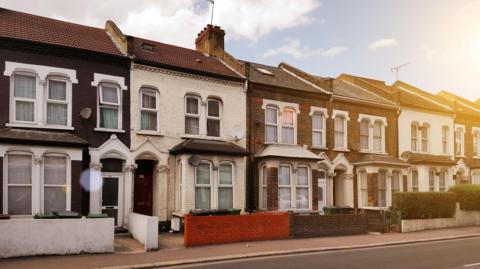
[
  {"xmin": 369, "ymin": 38, "xmax": 398, "ymax": 51},
  {"xmin": 1, "ymin": 0, "xmax": 320, "ymax": 48},
  {"xmin": 262, "ymin": 38, "xmax": 348, "ymax": 59}
]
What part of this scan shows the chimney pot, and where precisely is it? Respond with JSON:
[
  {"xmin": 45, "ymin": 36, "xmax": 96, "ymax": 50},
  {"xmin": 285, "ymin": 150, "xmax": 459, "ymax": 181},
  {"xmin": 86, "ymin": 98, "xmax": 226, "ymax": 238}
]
[{"xmin": 195, "ymin": 24, "xmax": 225, "ymax": 56}]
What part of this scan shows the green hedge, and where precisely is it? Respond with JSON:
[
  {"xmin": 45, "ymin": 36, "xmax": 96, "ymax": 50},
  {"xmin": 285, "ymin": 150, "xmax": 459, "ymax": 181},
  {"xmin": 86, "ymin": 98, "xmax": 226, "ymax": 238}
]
[
  {"xmin": 449, "ymin": 184, "xmax": 480, "ymax": 211},
  {"xmin": 392, "ymin": 192, "xmax": 456, "ymax": 220}
]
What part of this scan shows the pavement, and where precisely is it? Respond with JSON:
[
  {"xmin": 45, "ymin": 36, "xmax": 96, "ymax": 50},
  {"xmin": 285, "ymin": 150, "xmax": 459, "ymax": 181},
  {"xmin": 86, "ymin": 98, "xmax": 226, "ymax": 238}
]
[{"xmin": 1, "ymin": 226, "xmax": 480, "ymax": 269}]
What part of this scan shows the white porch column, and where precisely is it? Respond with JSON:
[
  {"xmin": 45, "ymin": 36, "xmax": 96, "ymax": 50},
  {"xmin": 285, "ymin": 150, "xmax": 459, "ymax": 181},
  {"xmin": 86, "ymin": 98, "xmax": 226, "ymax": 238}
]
[
  {"xmin": 89, "ymin": 163, "xmax": 102, "ymax": 215},
  {"xmin": 327, "ymin": 172, "xmax": 335, "ymax": 206},
  {"xmin": 123, "ymin": 164, "xmax": 136, "ymax": 227},
  {"xmin": 386, "ymin": 171, "xmax": 392, "ymax": 207},
  {"xmin": 345, "ymin": 173, "xmax": 354, "ymax": 207},
  {"xmin": 32, "ymin": 157, "xmax": 43, "ymax": 214},
  {"xmin": 155, "ymin": 164, "xmax": 169, "ymax": 220}
]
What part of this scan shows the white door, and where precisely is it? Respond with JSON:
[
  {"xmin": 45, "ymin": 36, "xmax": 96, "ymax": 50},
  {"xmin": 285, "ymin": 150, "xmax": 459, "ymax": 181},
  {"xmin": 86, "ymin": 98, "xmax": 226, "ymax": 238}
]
[
  {"xmin": 318, "ymin": 178, "xmax": 326, "ymax": 213},
  {"xmin": 101, "ymin": 173, "xmax": 123, "ymax": 227}
]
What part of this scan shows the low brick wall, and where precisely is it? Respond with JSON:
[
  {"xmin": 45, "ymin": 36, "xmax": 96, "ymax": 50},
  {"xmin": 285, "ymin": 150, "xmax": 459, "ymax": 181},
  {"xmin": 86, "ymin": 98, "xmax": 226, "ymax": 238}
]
[
  {"xmin": 291, "ymin": 213, "xmax": 368, "ymax": 238},
  {"xmin": 184, "ymin": 212, "xmax": 290, "ymax": 247}
]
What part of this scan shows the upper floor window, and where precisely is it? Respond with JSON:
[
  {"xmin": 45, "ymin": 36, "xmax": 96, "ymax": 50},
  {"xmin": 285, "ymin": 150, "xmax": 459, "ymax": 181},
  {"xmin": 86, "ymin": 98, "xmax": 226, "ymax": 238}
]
[
  {"xmin": 455, "ymin": 126, "xmax": 465, "ymax": 156},
  {"xmin": 98, "ymin": 84, "xmax": 121, "ymax": 130},
  {"xmin": 411, "ymin": 123, "xmax": 418, "ymax": 151},
  {"xmin": 473, "ymin": 129, "xmax": 480, "ymax": 158},
  {"xmin": 13, "ymin": 74, "xmax": 37, "ymax": 123},
  {"xmin": 265, "ymin": 106, "xmax": 278, "ymax": 143},
  {"xmin": 207, "ymin": 99, "xmax": 221, "ymax": 137},
  {"xmin": 312, "ymin": 111, "xmax": 325, "ymax": 148},
  {"xmin": 334, "ymin": 115, "xmax": 346, "ymax": 149},
  {"xmin": 373, "ymin": 121, "xmax": 383, "ymax": 152},
  {"xmin": 139, "ymin": 88, "xmax": 158, "ymax": 131},
  {"xmin": 360, "ymin": 119, "xmax": 369, "ymax": 151},
  {"xmin": 281, "ymin": 108, "xmax": 295, "ymax": 144},
  {"xmin": 46, "ymin": 79, "xmax": 68, "ymax": 126},
  {"xmin": 185, "ymin": 95, "xmax": 200, "ymax": 135},
  {"xmin": 442, "ymin": 126, "xmax": 449, "ymax": 154},
  {"xmin": 420, "ymin": 125, "xmax": 429, "ymax": 152}
]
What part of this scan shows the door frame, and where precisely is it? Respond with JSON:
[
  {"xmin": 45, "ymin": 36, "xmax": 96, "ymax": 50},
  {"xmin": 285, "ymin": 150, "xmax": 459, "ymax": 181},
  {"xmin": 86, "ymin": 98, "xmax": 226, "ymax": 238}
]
[{"xmin": 100, "ymin": 172, "xmax": 124, "ymax": 227}]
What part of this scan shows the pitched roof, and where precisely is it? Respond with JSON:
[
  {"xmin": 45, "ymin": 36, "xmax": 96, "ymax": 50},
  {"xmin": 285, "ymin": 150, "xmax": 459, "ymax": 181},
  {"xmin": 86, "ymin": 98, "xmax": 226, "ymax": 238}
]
[
  {"xmin": 400, "ymin": 151, "xmax": 456, "ymax": 165},
  {"xmin": 353, "ymin": 154, "xmax": 409, "ymax": 167},
  {"xmin": 437, "ymin": 91, "xmax": 480, "ymax": 117},
  {"xmin": 0, "ymin": 8, "xmax": 122, "ymax": 56},
  {"xmin": 130, "ymin": 36, "xmax": 243, "ymax": 80},
  {"xmin": 332, "ymin": 79, "xmax": 397, "ymax": 107},
  {"xmin": 392, "ymin": 81, "xmax": 454, "ymax": 114},
  {"xmin": 0, "ymin": 128, "xmax": 89, "ymax": 148},
  {"xmin": 255, "ymin": 144, "xmax": 322, "ymax": 160},
  {"xmin": 169, "ymin": 139, "xmax": 248, "ymax": 156},
  {"xmin": 247, "ymin": 62, "xmax": 328, "ymax": 93},
  {"xmin": 338, "ymin": 73, "xmax": 395, "ymax": 101}
]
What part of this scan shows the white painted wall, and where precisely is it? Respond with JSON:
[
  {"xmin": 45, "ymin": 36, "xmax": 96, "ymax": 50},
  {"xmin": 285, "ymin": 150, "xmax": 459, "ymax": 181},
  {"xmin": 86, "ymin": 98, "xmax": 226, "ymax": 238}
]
[
  {"xmin": 128, "ymin": 212, "xmax": 158, "ymax": 250},
  {"xmin": 130, "ymin": 65, "xmax": 247, "ymax": 221},
  {"xmin": 0, "ymin": 218, "xmax": 114, "ymax": 258}
]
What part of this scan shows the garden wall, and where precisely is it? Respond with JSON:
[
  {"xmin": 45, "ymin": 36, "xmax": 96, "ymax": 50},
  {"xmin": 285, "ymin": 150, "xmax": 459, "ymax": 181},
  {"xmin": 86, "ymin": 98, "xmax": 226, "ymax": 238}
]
[
  {"xmin": 128, "ymin": 212, "xmax": 158, "ymax": 250},
  {"xmin": 291, "ymin": 213, "xmax": 368, "ymax": 238}
]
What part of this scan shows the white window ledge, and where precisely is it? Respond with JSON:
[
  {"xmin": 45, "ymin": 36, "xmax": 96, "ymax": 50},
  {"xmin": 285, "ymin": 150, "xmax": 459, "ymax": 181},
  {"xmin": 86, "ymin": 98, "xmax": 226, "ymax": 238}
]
[
  {"xmin": 311, "ymin": 146, "xmax": 327, "ymax": 150},
  {"xmin": 94, "ymin": 128, "xmax": 125, "ymax": 133},
  {"xmin": 359, "ymin": 150, "xmax": 388, "ymax": 155},
  {"xmin": 136, "ymin": 130, "xmax": 164, "ymax": 136},
  {"xmin": 455, "ymin": 155, "xmax": 467, "ymax": 158},
  {"xmin": 5, "ymin": 123, "xmax": 74, "ymax": 131},
  {"xmin": 333, "ymin": 148, "xmax": 350, "ymax": 152},
  {"xmin": 359, "ymin": 206, "xmax": 389, "ymax": 211},
  {"xmin": 264, "ymin": 142, "xmax": 297, "ymax": 146},
  {"xmin": 181, "ymin": 134, "xmax": 226, "ymax": 141}
]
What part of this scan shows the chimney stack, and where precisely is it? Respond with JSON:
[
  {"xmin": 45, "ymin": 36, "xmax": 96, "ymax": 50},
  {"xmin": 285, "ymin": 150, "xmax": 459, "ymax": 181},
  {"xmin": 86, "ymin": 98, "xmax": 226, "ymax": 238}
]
[{"xmin": 195, "ymin": 24, "xmax": 225, "ymax": 56}]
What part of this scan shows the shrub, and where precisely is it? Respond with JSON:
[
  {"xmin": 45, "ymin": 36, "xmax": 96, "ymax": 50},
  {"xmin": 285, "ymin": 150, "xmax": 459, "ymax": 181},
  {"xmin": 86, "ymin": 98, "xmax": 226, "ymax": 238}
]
[
  {"xmin": 393, "ymin": 192, "xmax": 456, "ymax": 219},
  {"xmin": 449, "ymin": 184, "xmax": 480, "ymax": 211}
]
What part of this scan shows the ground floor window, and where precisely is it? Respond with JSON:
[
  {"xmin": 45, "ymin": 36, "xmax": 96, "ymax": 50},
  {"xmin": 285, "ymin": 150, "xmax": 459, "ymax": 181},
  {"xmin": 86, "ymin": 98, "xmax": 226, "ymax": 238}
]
[
  {"xmin": 359, "ymin": 171, "xmax": 368, "ymax": 207},
  {"xmin": 195, "ymin": 162, "xmax": 211, "ymax": 210},
  {"xmin": 194, "ymin": 161, "xmax": 235, "ymax": 210},
  {"xmin": 378, "ymin": 171, "xmax": 387, "ymax": 207},
  {"xmin": 429, "ymin": 169, "xmax": 435, "ymax": 192},
  {"xmin": 278, "ymin": 164, "xmax": 310, "ymax": 210},
  {"xmin": 296, "ymin": 166, "xmax": 309, "ymax": 209},
  {"xmin": 278, "ymin": 165, "xmax": 292, "ymax": 210},
  {"xmin": 260, "ymin": 166, "xmax": 268, "ymax": 209},
  {"xmin": 439, "ymin": 171, "xmax": 446, "ymax": 192},
  {"xmin": 43, "ymin": 155, "xmax": 67, "ymax": 213},
  {"xmin": 411, "ymin": 170, "xmax": 419, "ymax": 192},
  {"xmin": 6, "ymin": 154, "xmax": 33, "ymax": 215},
  {"xmin": 218, "ymin": 163, "xmax": 233, "ymax": 209}
]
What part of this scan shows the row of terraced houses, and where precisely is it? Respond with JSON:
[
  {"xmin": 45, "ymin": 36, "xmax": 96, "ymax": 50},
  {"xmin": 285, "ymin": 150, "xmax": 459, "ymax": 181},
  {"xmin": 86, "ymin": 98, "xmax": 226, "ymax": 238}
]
[{"xmin": 1, "ymin": 8, "xmax": 480, "ymax": 230}]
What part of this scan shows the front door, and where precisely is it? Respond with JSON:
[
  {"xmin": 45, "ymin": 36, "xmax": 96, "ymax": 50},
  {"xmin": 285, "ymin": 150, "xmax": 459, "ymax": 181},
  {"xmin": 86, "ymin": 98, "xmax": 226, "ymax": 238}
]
[
  {"xmin": 318, "ymin": 178, "xmax": 326, "ymax": 212},
  {"xmin": 133, "ymin": 160, "xmax": 154, "ymax": 215},
  {"xmin": 101, "ymin": 175, "xmax": 123, "ymax": 226}
]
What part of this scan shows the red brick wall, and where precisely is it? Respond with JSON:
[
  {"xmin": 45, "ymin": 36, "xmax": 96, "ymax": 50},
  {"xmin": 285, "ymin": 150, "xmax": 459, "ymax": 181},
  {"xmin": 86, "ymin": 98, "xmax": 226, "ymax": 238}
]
[
  {"xmin": 291, "ymin": 213, "xmax": 368, "ymax": 237},
  {"xmin": 184, "ymin": 212, "xmax": 290, "ymax": 247}
]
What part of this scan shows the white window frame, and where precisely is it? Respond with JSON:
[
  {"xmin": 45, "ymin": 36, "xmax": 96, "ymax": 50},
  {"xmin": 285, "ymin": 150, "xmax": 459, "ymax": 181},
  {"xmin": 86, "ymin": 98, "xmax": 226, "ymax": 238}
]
[
  {"xmin": 455, "ymin": 125, "xmax": 465, "ymax": 156},
  {"xmin": 206, "ymin": 98, "xmax": 222, "ymax": 138},
  {"xmin": 262, "ymin": 99, "xmax": 299, "ymax": 145},
  {"xmin": 420, "ymin": 124, "xmax": 429, "ymax": 153},
  {"xmin": 11, "ymin": 72, "xmax": 38, "ymax": 125},
  {"xmin": 194, "ymin": 161, "xmax": 212, "ymax": 210},
  {"xmin": 332, "ymin": 110, "xmax": 350, "ymax": 151},
  {"xmin": 359, "ymin": 171, "xmax": 368, "ymax": 207},
  {"xmin": 96, "ymin": 83, "xmax": 123, "ymax": 132},
  {"xmin": 310, "ymin": 107, "xmax": 327, "ymax": 148},
  {"xmin": 391, "ymin": 171, "xmax": 401, "ymax": 201},
  {"xmin": 295, "ymin": 166, "xmax": 310, "ymax": 210},
  {"xmin": 359, "ymin": 119, "xmax": 370, "ymax": 151},
  {"xmin": 278, "ymin": 164, "xmax": 293, "ymax": 210},
  {"xmin": 411, "ymin": 170, "xmax": 419, "ymax": 192},
  {"xmin": 442, "ymin": 126, "xmax": 449, "ymax": 155},
  {"xmin": 3, "ymin": 152, "xmax": 34, "ymax": 216},
  {"xmin": 259, "ymin": 165, "xmax": 268, "ymax": 210},
  {"xmin": 218, "ymin": 162, "xmax": 234, "ymax": 209},
  {"xmin": 281, "ymin": 108, "xmax": 296, "ymax": 145},
  {"xmin": 265, "ymin": 106, "xmax": 279, "ymax": 143},
  {"xmin": 45, "ymin": 76, "xmax": 72, "ymax": 127},
  {"xmin": 377, "ymin": 171, "xmax": 387, "ymax": 207},
  {"xmin": 184, "ymin": 95, "xmax": 201, "ymax": 136},
  {"xmin": 357, "ymin": 114, "xmax": 387, "ymax": 153},
  {"xmin": 428, "ymin": 169, "xmax": 436, "ymax": 192},
  {"xmin": 439, "ymin": 171, "xmax": 447, "ymax": 192},
  {"xmin": 139, "ymin": 88, "xmax": 160, "ymax": 132},
  {"xmin": 41, "ymin": 153, "xmax": 71, "ymax": 213},
  {"xmin": 472, "ymin": 127, "xmax": 480, "ymax": 158},
  {"xmin": 411, "ymin": 123, "xmax": 418, "ymax": 152}
]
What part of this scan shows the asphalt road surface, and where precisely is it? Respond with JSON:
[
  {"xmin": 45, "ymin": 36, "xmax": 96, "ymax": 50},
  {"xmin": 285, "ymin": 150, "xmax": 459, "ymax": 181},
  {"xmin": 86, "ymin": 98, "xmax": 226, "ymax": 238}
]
[{"xmin": 162, "ymin": 237, "xmax": 480, "ymax": 269}]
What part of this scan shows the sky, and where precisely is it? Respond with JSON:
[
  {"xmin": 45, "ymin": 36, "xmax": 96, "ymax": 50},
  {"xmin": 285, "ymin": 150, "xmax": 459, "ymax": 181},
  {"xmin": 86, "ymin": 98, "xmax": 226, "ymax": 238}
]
[{"xmin": 2, "ymin": 0, "xmax": 480, "ymax": 101}]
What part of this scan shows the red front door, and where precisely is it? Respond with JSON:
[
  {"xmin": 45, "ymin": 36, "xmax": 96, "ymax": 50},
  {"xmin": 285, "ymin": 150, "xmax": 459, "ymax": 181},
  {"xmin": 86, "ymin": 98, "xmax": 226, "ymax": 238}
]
[{"xmin": 133, "ymin": 160, "xmax": 154, "ymax": 216}]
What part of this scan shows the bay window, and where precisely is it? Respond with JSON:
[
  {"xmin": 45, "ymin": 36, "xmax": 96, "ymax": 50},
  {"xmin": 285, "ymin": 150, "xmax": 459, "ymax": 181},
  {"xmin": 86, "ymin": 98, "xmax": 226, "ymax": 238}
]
[
  {"xmin": 46, "ymin": 79, "xmax": 68, "ymax": 126},
  {"xmin": 99, "ymin": 84, "xmax": 121, "ymax": 130},
  {"xmin": 207, "ymin": 99, "xmax": 221, "ymax": 137},
  {"xmin": 411, "ymin": 170, "xmax": 419, "ymax": 192},
  {"xmin": 43, "ymin": 156, "xmax": 67, "ymax": 213},
  {"xmin": 429, "ymin": 169, "xmax": 435, "ymax": 192},
  {"xmin": 391, "ymin": 171, "xmax": 401, "ymax": 199},
  {"xmin": 195, "ymin": 162, "xmax": 211, "ymax": 210},
  {"xmin": 439, "ymin": 171, "xmax": 446, "ymax": 192},
  {"xmin": 260, "ymin": 166, "xmax": 268, "ymax": 209},
  {"xmin": 6, "ymin": 154, "xmax": 33, "ymax": 215},
  {"xmin": 360, "ymin": 171, "xmax": 368, "ymax": 207},
  {"xmin": 185, "ymin": 95, "xmax": 200, "ymax": 135},
  {"xmin": 360, "ymin": 119, "xmax": 369, "ymax": 151},
  {"xmin": 295, "ymin": 167, "xmax": 309, "ymax": 209},
  {"xmin": 278, "ymin": 165, "xmax": 292, "ymax": 210},
  {"xmin": 140, "ymin": 88, "xmax": 158, "ymax": 131},
  {"xmin": 378, "ymin": 171, "xmax": 387, "ymax": 207},
  {"xmin": 312, "ymin": 112, "xmax": 325, "ymax": 147},
  {"xmin": 265, "ymin": 106, "xmax": 278, "ymax": 143},
  {"xmin": 13, "ymin": 74, "xmax": 36, "ymax": 123},
  {"xmin": 281, "ymin": 109, "xmax": 295, "ymax": 144},
  {"xmin": 218, "ymin": 163, "xmax": 233, "ymax": 209}
]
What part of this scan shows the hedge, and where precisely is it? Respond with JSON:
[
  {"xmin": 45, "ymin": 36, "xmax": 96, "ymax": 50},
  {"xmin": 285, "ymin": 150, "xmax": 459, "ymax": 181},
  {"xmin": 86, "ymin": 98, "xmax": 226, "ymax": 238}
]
[
  {"xmin": 449, "ymin": 184, "xmax": 480, "ymax": 211},
  {"xmin": 392, "ymin": 192, "xmax": 456, "ymax": 220}
]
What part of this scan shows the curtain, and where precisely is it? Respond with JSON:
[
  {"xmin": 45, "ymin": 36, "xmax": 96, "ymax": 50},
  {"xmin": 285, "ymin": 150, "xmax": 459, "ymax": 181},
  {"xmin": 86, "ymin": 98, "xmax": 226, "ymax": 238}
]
[
  {"xmin": 49, "ymin": 80, "xmax": 66, "ymax": 100},
  {"xmin": 47, "ymin": 103, "xmax": 67, "ymax": 125},
  {"xmin": 141, "ymin": 111, "xmax": 157, "ymax": 130},
  {"xmin": 282, "ymin": 110, "xmax": 293, "ymax": 125},
  {"xmin": 207, "ymin": 119, "xmax": 220, "ymax": 137},
  {"xmin": 218, "ymin": 188, "xmax": 233, "ymax": 209},
  {"xmin": 208, "ymin": 100, "xmax": 220, "ymax": 117},
  {"xmin": 373, "ymin": 122, "xmax": 382, "ymax": 151},
  {"xmin": 219, "ymin": 165, "xmax": 232, "ymax": 185},
  {"xmin": 44, "ymin": 156, "xmax": 66, "ymax": 185},
  {"xmin": 142, "ymin": 92, "xmax": 156, "ymax": 109},
  {"xmin": 185, "ymin": 117, "xmax": 199, "ymax": 135},
  {"xmin": 282, "ymin": 127, "xmax": 294, "ymax": 144},
  {"xmin": 44, "ymin": 186, "xmax": 66, "ymax": 213},
  {"xmin": 266, "ymin": 125, "xmax": 277, "ymax": 143},
  {"xmin": 195, "ymin": 187, "xmax": 211, "ymax": 210},
  {"xmin": 278, "ymin": 166, "xmax": 290, "ymax": 185},
  {"xmin": 296, "ymin": 188, "xmax": 308, "ymax": 209},
  {"xmin": 278, "ymin": 188, "xmax": 291, "ymax": 209},
  {"xmin": 14, "ymin": 74, "xmax": 35, "ymax": 98},
  {"xmin": 266, "ymin": 107, "xmax": 277, "ymax": 123},
  {"xmin": 100, "ymin": 107, "xmax": 118, "ymax": 129},
  {"xmin": 15, "ymin": 101, "xmax": 34, "ymax": 122},
  {"xmin": 196, "ymin": 164, "xmax": 210, "ymax": 184},
  {"xmin": 296, "ymin": 167, "xmax": 309, "ymax": 209},
  {"xmin": 101, "ymin": 86, "xmax": 119, "ymax": 104},
  {"xmin": 312, "ymin": 113, "xmax": 323, "ymax": 130},
  {"xmin": 313, "ymin": 131, "xmax": 322, "ymax": 147},
  {"xmin": 186, "ymin": 97, "xmax": 198, "ymax": 114},
  {"xmin": 8, "ymin": 154, "xmax": 32, "ymax": 184},
  {"xmin": 8, "ymin": 186, "xmax": 32, "ymax": 215},
  {"xmin": 8, "ymin": 154, "xmax": 32, "ymax": 215},
  {"xmin": 378, "ymin": 172, "xmax": 387, "ymax": 207}
]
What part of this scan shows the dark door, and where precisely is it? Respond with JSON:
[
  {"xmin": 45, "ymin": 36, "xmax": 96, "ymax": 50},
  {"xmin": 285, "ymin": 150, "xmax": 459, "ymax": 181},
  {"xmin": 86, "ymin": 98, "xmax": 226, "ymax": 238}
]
[
  {"xmin": 133, "ymin": 160, "xmax": 154, "ymax": 215},
  {"xmin": 102, "ymin": 176, "xmax": 120, "ymax": 226}
]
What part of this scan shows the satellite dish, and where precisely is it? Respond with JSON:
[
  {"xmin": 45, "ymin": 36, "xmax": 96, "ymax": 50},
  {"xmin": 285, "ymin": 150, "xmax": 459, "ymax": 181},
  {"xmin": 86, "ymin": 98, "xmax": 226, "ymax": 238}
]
[
  {"xmin": 80, "ymin": 107, "xmax": 92, "ymax": 119},
  {"xmin": 231, "ymin": 125, "xmax": 245, "ymax": 141},
  {"xmin": 188, "ymin": 154, "xmax": 201, "ymax": 166}
]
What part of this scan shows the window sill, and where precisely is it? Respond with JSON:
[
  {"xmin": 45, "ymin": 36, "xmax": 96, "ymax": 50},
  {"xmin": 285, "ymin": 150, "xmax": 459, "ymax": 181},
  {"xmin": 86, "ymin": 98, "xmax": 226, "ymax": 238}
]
[
  {"xmin": 181, "ymin": 134, "xmax": 225, "ymax": 141},
  {"xmin": 264, "ymin": 142, "xmax": 297, "ymax": 146},
  {"xmin": 359, "ymin": 150, "xmax": 387, "ymax": 155},
  {"xmin": 333, "ymin": 148, "xmax": 350, "ymax": 152},
  {"xmin": 359, "ymin": 206, "xmax": 389, "ymax": 210},
  {"xmin": 136, "ymin": 130, "xmax": 164, "ymax": 136},
  {"xmin": 455, "ymin": 155, "xmax": 466, "ymax": 158},
  {"xmin": 6, "ymin": 123, "xmax": 74, "ymax": 131},
  {"xmin": 311, "ymin": 146, "xmax": 327, "ymax": 150},
  {"xmin": 94, "ymin": 128, "xmax": 125, "ymax": 133}
]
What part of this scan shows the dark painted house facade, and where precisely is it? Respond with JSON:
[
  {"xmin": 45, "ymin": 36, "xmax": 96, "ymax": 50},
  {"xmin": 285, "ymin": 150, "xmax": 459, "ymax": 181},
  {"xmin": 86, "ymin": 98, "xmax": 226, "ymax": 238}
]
[{"xmin": 0, "ymin": 8, "xmax": 131, "ymax": 226}]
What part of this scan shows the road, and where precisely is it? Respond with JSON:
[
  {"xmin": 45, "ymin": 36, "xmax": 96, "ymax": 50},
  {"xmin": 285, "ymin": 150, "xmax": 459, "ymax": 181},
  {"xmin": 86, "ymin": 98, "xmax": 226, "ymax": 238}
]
[{"xmin": 163, "ymin": 237, "xmax": 480, "ymax": 269}]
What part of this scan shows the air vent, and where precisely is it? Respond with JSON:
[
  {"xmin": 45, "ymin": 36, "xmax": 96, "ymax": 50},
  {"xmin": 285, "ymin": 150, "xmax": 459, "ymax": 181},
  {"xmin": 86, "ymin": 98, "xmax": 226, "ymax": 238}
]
[
  {"xmin": 141, "ymin": 43, "xmax": 155, "ymax": 52},
  {"xmin": 256, "ymin": 67, "xmax": 274, "ymax": 76}
]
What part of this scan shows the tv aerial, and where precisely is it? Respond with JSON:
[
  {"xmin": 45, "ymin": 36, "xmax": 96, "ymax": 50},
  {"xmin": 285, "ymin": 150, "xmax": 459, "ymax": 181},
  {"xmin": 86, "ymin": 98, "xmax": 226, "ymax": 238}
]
[{"xmin": 391, "ymin": 62, "xmax": 410, "ymax": 81}]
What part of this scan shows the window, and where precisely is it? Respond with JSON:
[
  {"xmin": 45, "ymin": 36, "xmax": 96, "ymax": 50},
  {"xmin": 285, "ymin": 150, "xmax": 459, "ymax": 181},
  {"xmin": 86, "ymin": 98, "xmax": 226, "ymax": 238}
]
[
  {"xmin": 278, "ymin": 165, "xmax": 292, "ymax": 210},
  {"xmin": 218, "ymin": 163, "xmax": 233, "ymax": 209},
  {"xmin": 281, "ymin": 109, "xmax": 295, "ymax": 144},
  {"xmin": 43, "ymin": 156, "xmax": 67, "ymax": 213},
  {"xmin": 265, "ymin": 106, "xmax": 278, "ymax": 143},
  {"xmin": 439, "ymin": 171, "xmax": 446, "ymax": 192},
  {"xmin": 411, "ymin": 124, "xmax": 418, "ymax": 151},
  {"xmin": 260, "ymin": 166, "xmax": 268, "ymax": 209},
  {"xmin": 312, "ymin": 112, "xmax": 325, "ymax": 147},
  {"xmin": 378, "ymin": 171, "xmax": 387, "ymax": 207},
  {"xmin": 373, "ymin": 121, "xmax": 382, "ymax": 152},
  {"xmin": 420, "ymin": 125, "xmax": 428, "ymax": 152},
  {"xmin": 207, "ymin": 99, "xmax": 221, "ymax": 137},
  {"xmin": 442, "ymin": 126, "xmax": 448, "ymax": 154},
  {"xmin": 185, "ymin": 95, "xmax": 200, "ymax": 135},
  {"xmin": 46, "ymin": 79, "xmax": 68, "ymax": 126},
  {"xmin": 195, "ymin": 162, "xmax": 211, "ymax": 210},
  {"xmin": 411, "ymin": 171, "xmax": 419, "ymax": 192},
  {"xmin": 360, "ymin": 171, "xmax": 368, "ymax": 207},
  {"xmin": 455, "ymin": 127, "xmax": 464, "ymax": 156},
  {"xmin": 429, "ymin": 169, "xmax": 435, "ymax": 192},
  {"xmin": 472, "ymin": 172, "xmax": 480, "ymax": 185},
  {"xmin": 99, "ymin": 84, "xmax": 121, "ymax": 129},
  {"xmin": 296, "ymin": 167, "xmax": 309, "ymax": 209},
  {"xmin": 13, "ymin": 74, "xmax": 36, "ymax": 123},
  {"xmin": 473, "ymin": 130, "xmax": 480, "ymax": 157},
  {"xmin": 140, "ymin": 88, "xmax": 158, "ymax": 131},
  {"xmin": 391, "ymin": 171, "xmax": 401, "ymax": 200},
  {"xmin": 360, "ymin": 119, "xmax": 369, "ymax": 151},
  {"xmin": 334, "ymin": 115, "xmax": 345, "ymax": 148},
  {"xmin": 6, "ymin": 154, "xmax": 32, "ymax": 215}
]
